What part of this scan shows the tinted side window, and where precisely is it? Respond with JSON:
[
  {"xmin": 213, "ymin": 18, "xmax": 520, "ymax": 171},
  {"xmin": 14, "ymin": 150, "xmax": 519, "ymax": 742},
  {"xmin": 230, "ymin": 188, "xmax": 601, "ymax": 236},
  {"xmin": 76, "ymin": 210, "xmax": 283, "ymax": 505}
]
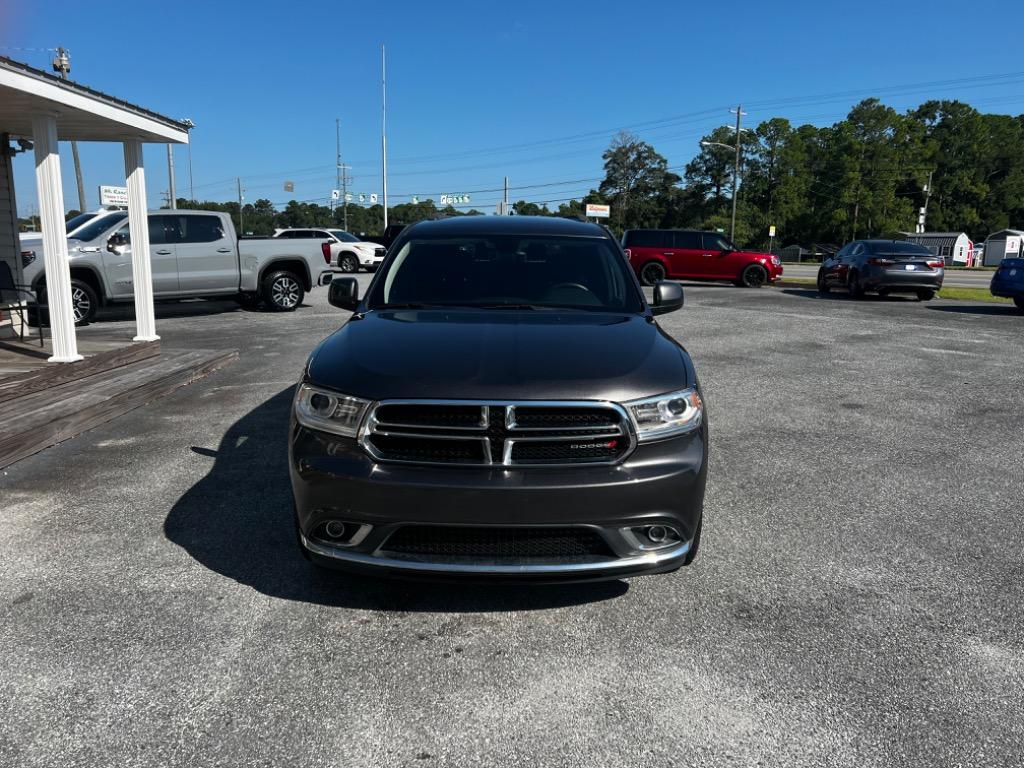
[
  {"xmin": 624, "ymin": 230, "xmax": 668, "ymax": 248},
  {"xmin": 179, "ymin": 215, "xmax": 226, "ymax": 244},
  {"xmin": 700, "ymin": 233, "xmax": 731, "ymax": 250},
  {"xmin": 147, "ymin": 217, "xmax": 167, "ymax": 245}
]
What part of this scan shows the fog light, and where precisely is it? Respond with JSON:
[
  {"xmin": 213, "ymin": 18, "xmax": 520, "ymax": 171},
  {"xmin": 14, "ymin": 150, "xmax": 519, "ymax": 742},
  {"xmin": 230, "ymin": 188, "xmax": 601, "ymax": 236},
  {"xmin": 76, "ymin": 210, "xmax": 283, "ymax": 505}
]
[
  {"xmin": 324, "ymin": 520, "xmax": 347, "ymax": 539},
  {"xmin": 647, "ymin": 525, "xmax": 668, "ymax": 543}
]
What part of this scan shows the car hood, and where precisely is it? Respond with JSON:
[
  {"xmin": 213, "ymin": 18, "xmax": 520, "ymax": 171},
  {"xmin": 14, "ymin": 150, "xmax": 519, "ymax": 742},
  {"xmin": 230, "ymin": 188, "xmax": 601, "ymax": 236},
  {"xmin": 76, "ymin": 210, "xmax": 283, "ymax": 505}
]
[{"xmin": 306, "ymin": 309, "xmax": 694, "ymax": 402}]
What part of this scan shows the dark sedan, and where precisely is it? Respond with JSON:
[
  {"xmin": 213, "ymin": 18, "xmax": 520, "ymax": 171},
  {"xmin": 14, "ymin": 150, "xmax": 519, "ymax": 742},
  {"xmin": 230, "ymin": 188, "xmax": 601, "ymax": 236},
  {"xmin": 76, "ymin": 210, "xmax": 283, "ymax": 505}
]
[
  {"xmin": 990, "ymin": 258, "xmax": 1024, "ymax": 312},
  {"xmin": 817, "ymin": 240, "xmax": 945, "ymax": 301}
]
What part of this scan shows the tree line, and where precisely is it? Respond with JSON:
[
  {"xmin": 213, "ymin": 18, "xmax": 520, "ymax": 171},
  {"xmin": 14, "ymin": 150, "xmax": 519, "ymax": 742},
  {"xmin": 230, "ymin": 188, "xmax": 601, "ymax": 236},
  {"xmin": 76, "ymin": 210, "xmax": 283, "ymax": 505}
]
[{"xmin": 33, "ymin": 96, "xmax": 1015, "ymax": 250}]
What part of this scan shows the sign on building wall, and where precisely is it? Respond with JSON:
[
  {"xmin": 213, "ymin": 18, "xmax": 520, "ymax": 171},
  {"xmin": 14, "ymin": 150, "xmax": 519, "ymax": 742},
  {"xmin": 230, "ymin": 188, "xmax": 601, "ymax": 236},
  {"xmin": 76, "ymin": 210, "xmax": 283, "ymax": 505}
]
[{"xmin": 98, "ymin": 185, "xmax": 128, "ymax": 207}]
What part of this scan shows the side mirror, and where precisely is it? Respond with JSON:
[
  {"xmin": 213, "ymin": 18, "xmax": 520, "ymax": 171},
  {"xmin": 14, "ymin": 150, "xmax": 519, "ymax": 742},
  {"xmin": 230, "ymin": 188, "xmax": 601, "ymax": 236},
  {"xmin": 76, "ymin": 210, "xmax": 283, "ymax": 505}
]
[
  {"xmin": 652, "ymin": 280, "xmax": 684, "ymax": 316},
  {"xmin": 328, "ymin": 276, "xmax": 360, "ymax": 311},
  {"xmin": 107, "ymin": 232, "xmax": 128, "ymax": 253}
]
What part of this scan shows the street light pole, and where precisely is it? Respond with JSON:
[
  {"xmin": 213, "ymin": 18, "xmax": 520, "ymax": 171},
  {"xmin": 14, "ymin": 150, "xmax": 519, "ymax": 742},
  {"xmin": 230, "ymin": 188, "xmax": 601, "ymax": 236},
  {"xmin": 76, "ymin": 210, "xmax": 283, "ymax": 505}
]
[
  {"xmin": 729, "ymin": 105, "xmax": 746, "ymax": 244},
  {"xmin": 699, "ymin": 105, "xmax": 747, "ymax": 244},
  {"xmin": 381, "ymin": 44, "xmax": 388, "ymax": 232}
]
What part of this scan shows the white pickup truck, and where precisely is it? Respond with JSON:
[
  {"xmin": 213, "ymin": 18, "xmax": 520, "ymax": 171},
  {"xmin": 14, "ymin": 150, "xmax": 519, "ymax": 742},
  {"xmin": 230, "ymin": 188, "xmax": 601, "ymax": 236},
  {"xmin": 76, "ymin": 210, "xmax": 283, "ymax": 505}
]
[{"xmin": 20, "ymin": 210, "xmax": 333, "ymax": 324}]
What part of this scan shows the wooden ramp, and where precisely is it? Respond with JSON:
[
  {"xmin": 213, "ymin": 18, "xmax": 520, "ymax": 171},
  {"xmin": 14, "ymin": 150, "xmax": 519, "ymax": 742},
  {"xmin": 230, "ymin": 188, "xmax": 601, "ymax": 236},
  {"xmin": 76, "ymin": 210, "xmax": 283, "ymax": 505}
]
[{"xmin": 0, "ymin": 342, "xmax": 237, "ymax": 469}]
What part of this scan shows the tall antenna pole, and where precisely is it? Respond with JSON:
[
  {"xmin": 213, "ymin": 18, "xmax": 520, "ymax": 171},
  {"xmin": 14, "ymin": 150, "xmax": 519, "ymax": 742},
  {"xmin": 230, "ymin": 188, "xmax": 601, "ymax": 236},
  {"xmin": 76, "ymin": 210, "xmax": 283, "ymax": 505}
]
[
  {"xmin": 52, "ymin": 48, "xmax": 87, "ymax": 212},
  {"xmin": 237, "ymin": 177, "xmax": 244, "ymax": 235},
  {"xmin": 381, "ymin": 44, "xmax": 388, "ymax": 231}
]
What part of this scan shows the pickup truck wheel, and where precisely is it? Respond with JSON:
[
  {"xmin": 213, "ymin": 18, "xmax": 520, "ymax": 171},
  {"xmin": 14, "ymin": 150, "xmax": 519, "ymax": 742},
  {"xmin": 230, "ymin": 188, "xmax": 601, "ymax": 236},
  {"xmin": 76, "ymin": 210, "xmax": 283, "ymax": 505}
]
[
  {"xmin": 262, "ymin": 271, "xmax": 304, "ymax": 311},
  {"xmin": 35, "ymin": 278, "xmax": 98, "ymax": 326},
  {"xmin": 640, "ymin": 261, "xmax": 666, "ymax": 286},
  {"xmin": 740, "ymin": 264, "xmax": 768, "ymax": 288},
  {"xmin": 338, "ymin": 253, "xmax": 359, "ymax": 273}
]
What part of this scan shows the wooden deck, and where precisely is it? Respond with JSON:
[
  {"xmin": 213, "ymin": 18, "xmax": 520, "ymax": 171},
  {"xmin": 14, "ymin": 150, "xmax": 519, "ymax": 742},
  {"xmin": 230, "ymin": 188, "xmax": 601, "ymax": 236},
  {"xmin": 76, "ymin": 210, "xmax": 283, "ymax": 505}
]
[{"xmin": 0, "ymin": 330, "xmax": 236, "ymax": 469}]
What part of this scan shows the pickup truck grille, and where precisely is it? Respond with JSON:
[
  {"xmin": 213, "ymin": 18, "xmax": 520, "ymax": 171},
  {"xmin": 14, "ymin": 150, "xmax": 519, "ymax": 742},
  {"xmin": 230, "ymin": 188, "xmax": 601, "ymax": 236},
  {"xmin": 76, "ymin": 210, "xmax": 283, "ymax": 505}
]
[{"xmin": 360, "ymin": 400, "xmax": 634, "ymax": 467}]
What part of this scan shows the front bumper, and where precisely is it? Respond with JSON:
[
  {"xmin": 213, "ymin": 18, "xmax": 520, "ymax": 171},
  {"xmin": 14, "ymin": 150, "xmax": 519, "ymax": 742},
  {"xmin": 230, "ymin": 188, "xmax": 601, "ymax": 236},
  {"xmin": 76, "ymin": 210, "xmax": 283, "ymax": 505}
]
[{"xmin": 289, "ymin": 422, "xmax": 707, "ymax": 582}]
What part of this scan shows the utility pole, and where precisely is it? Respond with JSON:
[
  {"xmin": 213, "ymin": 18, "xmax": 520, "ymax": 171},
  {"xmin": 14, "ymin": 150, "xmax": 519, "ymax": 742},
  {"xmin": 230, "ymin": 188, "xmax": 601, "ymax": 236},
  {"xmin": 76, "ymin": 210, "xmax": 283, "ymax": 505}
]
[
  {"xmin": 729, "ymin": 105, "xmax": 746, "ymax": 244},
  {"xmin": 335, "ymin": 119, "xmax": 341, "ymax": 216},
  {"xmin": 917, "ymin": 170, "xmax": 934, "ymax": 234},
  {"xmin": 52, "ymin": 48, "xmax": 87, "ymax": 212},
  {"xmin": 166, "ymin": 145, "xmax": 177, "ymax": 209},
  {"xmin": 381, "ymin": 44, "xmax": 389, "ymax": 231},
  {"xmin": 237, "ymin": 177, "xmax": 245, "ymax": 235}
]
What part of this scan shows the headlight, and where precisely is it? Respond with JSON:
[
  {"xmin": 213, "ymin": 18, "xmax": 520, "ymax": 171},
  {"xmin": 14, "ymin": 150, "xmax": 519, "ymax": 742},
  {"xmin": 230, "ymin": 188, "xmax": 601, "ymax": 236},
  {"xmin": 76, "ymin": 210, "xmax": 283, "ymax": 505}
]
[
  {"xmin": 624, "ymin": 387, "xmax": 703, "ymax": 442},
  {"xmin": 294, "ymin": 383, "xmax": 371, "ymax": 437},
  {"xmin": 771, "ymin": 255, "xmax": 781, "ymax": 266}
]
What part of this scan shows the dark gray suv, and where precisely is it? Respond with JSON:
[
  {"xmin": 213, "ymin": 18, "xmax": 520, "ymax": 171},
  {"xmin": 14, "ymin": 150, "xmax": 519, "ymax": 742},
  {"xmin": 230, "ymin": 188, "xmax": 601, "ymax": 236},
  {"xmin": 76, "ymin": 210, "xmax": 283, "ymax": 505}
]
[{"xmin": 289, "ymin": 216, "xmax": 707, "ymax": 582}]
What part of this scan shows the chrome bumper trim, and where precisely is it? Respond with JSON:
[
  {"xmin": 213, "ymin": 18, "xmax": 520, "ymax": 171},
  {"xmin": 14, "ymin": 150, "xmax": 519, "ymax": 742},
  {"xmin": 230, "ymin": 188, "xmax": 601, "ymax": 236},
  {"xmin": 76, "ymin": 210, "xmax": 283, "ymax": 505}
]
[{"xmin": 300, "ymin": 533, "xmax": 690, "ymax": 575}]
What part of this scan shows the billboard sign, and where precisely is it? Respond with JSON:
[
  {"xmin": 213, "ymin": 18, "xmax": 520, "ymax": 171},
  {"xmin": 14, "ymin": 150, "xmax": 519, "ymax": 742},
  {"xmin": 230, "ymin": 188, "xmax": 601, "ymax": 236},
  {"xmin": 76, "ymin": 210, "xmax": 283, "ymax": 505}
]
[
  {"xmin": 98, "ymin": 185, "xmax": 128, "ymax": 207},
  {"xmin": 585, "ymin": 203, "xmax": 610, "ymax": 219}
]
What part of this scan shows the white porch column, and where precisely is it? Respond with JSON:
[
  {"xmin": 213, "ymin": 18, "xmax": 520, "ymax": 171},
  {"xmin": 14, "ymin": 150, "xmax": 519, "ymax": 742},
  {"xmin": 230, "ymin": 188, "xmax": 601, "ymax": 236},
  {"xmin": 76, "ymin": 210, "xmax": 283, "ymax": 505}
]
[
  {"xmin": 32, "ymin": 114, "xmax": 83, "ymax": 362},
  {"xmin": 123, "ymin": 139, "xmax": 159, "ymax": 342}
]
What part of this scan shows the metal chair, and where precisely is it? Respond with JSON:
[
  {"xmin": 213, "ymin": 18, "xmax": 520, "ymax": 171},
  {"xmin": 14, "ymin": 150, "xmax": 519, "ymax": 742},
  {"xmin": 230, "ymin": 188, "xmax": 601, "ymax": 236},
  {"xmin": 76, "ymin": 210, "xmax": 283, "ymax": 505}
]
[{"xmin": 0, "ymin": 260, "xmax": 44, "ymax": 347}]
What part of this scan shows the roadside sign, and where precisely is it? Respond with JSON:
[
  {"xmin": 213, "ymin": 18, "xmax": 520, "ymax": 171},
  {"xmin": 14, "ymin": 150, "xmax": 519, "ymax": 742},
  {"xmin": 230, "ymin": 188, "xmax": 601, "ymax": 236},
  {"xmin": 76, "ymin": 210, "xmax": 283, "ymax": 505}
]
[
  {"xmin": 768, "ymin": 225, "xmax": 776, "ymax": 237},
  {"xmin": 440, "ymin": 194, "xmax": 471, "ymax": 205},
  {"xmin": 344, "ymin": 193, "xmax": 353, "ymax": 203},
  {"xmin": 370, "ymin": 194, "xmax": 378, "ymax": 204},
  {"xmin": 1006, "ymin": 236, "xmax": 1021, "ymax": 256},
  {"xmin": 98, "ymin": 185, "xmax": 128, "ymax": 207},
  {"xmin": 585, "ymin": 203, "xmax": 610, "ymax": 219},
  {"xmin": 331, "ymin": 189, "xmax": 340, "ymax": 200}
]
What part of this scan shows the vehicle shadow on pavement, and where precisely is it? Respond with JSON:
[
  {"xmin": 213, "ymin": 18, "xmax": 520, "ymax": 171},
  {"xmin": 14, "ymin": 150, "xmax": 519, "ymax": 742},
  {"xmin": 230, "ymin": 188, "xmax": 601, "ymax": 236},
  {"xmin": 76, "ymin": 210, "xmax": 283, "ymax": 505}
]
[
  {"xmin": 926, "ymin": 304, "xmax": 1023, "ymax": 316},
  {"xmin": 164, "ymin": 387, "xmax": 628, "ymax": 612},
  {"xmin": 94, "ymin": 299, "xmax": 304, "ymax": 324},
  {"xmin": 780, "ymin": 288, "xmax": 917, "ymax": 303}
]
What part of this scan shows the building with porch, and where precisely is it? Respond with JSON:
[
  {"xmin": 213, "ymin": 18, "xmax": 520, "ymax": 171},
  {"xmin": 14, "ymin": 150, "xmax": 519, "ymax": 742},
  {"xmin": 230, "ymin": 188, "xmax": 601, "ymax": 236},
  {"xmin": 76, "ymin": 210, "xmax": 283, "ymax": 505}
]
[{"xmin": 0, "ymin": 55, "xmax": 190, "ymax": 362}]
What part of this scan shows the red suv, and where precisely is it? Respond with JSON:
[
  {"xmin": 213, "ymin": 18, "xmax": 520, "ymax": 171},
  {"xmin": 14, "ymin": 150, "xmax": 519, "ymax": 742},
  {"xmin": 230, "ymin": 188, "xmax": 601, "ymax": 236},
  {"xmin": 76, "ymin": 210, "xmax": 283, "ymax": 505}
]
[{"xmin": 622, "ymin": 229, "xmax": 783, "ymax": 287}]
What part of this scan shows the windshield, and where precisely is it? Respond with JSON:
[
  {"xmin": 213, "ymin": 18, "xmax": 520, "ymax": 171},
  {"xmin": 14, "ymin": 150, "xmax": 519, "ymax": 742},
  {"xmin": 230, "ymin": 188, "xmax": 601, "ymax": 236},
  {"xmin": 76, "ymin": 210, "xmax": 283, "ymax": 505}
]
[
  {"xmin": 64, "ymin": 212, "xmax": 97, "ymax": 233},
  {"xmin": 330, "ymin": 230, "xmax": 360, "ymax": 243},
  {"xmin": 367, "ymin": 235, "xmax": 644, "ymax": 313},
  {"xmin": 69, "ymin": 211, "xmax": 128, "ymax": 242}
]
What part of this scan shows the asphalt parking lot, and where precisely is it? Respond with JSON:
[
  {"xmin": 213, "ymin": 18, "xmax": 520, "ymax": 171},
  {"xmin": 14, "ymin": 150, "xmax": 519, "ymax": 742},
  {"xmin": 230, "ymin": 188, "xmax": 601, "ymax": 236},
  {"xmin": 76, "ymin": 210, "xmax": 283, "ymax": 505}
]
[{"xmin": 2, "ymin": 278, "xmax": 1023, "ymax": 767}]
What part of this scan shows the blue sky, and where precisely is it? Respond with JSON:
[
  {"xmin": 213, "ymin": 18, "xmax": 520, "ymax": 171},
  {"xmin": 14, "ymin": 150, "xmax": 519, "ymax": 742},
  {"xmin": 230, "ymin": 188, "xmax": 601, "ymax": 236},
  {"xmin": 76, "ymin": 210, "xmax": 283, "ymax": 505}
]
[{"xmin": 5, "ymin": 0, "xmax": 1024, "ymax": 218}]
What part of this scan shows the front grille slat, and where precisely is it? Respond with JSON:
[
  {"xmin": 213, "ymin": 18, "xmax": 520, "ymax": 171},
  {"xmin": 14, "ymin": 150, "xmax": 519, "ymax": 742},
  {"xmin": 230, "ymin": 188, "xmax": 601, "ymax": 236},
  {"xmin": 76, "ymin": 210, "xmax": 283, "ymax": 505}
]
[
  {"xmin": 362, "ymin": 401, "xmax": 633, "ymax": 467},
  {"xmin": 381, "ymin": 525, "xmax": 614, "ymax": 561}
]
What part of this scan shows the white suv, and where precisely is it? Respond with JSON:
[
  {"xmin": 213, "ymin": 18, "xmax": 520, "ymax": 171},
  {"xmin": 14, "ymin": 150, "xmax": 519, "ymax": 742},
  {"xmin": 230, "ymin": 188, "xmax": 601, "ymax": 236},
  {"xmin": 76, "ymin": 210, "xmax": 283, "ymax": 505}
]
[{"xmin": 273, "ymin": 228, "xmax": 385, "ymax": 272}]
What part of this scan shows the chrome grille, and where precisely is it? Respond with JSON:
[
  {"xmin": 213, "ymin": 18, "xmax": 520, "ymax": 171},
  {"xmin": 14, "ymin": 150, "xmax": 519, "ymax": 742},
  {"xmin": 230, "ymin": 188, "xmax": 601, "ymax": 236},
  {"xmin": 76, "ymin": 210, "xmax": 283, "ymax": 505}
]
[{"xmin": 360, "ymin": 400, "xmax": 634, "ymax": 467}]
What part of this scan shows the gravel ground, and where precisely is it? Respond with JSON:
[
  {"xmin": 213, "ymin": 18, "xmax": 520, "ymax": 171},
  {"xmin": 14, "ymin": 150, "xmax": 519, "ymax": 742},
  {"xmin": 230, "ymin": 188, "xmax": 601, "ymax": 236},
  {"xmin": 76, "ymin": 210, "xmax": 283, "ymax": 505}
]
[{"xmin": 1, "ymin": 279, "xmax": 1022, "ymax": 767}]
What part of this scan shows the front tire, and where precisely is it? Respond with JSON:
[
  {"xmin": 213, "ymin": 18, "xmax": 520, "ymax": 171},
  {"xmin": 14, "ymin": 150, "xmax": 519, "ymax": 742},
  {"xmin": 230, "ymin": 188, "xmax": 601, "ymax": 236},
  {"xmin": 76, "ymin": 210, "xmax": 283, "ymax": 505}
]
[
  {"xmin": 35, "ymin": 278, "xmax": 98, "ymax": 326},
  {"xmin": 640, "ymin": 261, "xmax": 666, "ymax": 286},
  {"xmin": 262, "ymin": 270, "xmax": 304, "ymax": 312},
  {"xmin": 740, "ymin": 264, "xmax": 768, "ymax": 288},
  {"xmin": 816, "ymin": 269, "xmax": 830, "ymax": 294},
  {"xmin": 1015, "ymin": 297, "xmax": 1024, "ymax": 313},
  {"xmin": 338, "ymin": 253, "xmax": 359, "ymax": 273},
  {"xmin": 916, "ymin": 289, "xmax": 936, "ymax": 302}
]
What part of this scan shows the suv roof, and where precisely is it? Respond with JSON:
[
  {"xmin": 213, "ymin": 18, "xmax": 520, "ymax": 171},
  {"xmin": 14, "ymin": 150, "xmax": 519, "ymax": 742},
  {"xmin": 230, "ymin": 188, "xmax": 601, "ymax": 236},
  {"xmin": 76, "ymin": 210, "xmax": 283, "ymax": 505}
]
[{"xmin": 406, "ymin": 215, "xmax": 607, "ymax": 238}]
